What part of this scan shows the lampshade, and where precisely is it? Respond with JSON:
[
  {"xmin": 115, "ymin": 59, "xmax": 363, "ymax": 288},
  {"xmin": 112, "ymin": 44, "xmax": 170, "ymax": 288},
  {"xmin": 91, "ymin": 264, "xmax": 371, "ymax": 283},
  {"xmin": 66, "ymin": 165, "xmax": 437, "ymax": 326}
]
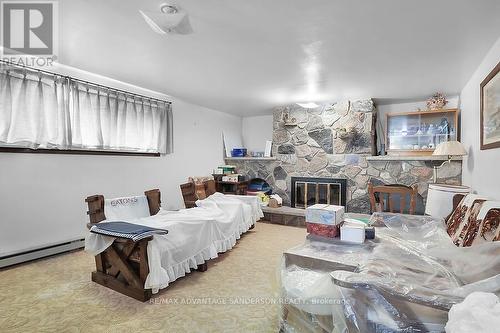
[{"xmin": 432, "ymin": 141, "xmax": 467, "ymax": 156}]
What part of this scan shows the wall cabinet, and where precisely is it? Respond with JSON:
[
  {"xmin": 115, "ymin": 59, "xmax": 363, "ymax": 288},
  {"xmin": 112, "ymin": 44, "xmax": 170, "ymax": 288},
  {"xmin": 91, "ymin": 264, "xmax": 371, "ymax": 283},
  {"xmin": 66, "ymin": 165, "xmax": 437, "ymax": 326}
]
[{"xmin": 386, "ymin": 109, "xmax": 459, "ymax": 156}]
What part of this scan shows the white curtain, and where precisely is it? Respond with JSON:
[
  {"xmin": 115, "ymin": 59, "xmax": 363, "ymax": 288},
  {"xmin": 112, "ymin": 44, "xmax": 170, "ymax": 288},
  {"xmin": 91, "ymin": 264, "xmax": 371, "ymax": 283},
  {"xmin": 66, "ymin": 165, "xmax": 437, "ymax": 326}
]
[
  {"xmin": 70, "ymin": 83, "xmax": 172, "ymax": 154},
  {"xmin": 0, "ymin": 69, "xmax": 70, "ymax": 149},
  {"xmin": 0, "ymin": 67, "xmax": 172, "ymax": 154}
]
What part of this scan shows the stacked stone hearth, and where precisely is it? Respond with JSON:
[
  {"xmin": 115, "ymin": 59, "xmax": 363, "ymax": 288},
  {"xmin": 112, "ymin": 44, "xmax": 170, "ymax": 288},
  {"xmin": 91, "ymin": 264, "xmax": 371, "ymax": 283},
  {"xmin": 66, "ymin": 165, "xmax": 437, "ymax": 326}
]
[{"xmin": 232, "ymin": 99, "xmax": 462, "ymax": 214}]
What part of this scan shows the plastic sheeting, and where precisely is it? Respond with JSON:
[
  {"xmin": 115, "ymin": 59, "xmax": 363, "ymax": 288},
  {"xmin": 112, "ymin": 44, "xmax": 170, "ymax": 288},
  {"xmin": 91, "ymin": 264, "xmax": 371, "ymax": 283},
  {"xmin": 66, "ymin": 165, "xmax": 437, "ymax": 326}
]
[{"xmin": 279, "ymin": 213, "xmax": 500, "ymax": 333}]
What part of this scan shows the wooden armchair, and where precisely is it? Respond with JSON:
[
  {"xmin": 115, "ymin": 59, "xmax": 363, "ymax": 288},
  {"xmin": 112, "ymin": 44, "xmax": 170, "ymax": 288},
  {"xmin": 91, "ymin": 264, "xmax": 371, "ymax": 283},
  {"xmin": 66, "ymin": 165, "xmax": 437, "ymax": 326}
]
[{"xmin": 368, "ymin": 183, "xmax": 418, "ymax": 215}]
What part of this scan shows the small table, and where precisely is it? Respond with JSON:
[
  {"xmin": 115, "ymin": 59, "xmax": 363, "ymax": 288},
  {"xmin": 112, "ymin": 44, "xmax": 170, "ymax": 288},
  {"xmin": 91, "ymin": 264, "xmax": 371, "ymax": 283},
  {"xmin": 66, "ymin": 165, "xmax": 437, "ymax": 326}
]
[
  {"xmin": 283, "ymin": 213, "xmax": 374, "ymax": 271},
  {"xmin": 280, "ymin": 214, "xmax": 450, "ymax": 331},
  {"xmin": 215, "ymin": 180, "xmax": 248, "ymax": 195}
]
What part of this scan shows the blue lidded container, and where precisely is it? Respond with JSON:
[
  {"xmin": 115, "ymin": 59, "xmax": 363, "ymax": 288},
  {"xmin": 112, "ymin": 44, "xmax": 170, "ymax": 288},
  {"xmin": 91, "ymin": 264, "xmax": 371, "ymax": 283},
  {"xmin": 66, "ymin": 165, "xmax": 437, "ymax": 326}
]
[{"xmin": 231, "ymin": 148, "xmax": 247, "ymax": 157}]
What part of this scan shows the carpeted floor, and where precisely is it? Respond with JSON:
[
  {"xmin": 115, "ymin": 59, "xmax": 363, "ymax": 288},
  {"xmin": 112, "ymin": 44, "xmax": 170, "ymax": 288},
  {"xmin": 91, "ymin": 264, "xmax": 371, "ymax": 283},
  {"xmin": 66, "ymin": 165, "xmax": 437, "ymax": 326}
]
[{"xmin": 0, "ymin": 222, "xmax": 306, "ymax": 333}]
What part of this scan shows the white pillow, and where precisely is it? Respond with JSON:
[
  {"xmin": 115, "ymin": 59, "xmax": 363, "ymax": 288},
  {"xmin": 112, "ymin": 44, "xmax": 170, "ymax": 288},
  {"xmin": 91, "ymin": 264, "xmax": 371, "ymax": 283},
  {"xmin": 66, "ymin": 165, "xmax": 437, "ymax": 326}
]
[{"xmin": 104, "ymin": 195, "xmax": 150, "ymax": 222}]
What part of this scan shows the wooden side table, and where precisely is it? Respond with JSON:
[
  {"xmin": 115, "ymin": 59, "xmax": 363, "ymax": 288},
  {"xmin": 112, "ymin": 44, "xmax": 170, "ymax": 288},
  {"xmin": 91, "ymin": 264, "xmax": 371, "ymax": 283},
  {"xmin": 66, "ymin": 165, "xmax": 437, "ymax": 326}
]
[{"xmin": 215, "ymin": 180, "xmax": 248, "ymax": 195}]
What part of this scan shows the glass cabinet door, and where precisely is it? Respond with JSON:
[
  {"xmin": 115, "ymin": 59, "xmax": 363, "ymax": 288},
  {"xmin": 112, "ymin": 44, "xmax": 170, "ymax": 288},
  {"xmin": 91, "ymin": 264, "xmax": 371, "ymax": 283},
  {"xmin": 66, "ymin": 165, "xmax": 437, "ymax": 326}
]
[{"xmin": 387, "ymin": 110, "xmax": 458, "ymax": 153}]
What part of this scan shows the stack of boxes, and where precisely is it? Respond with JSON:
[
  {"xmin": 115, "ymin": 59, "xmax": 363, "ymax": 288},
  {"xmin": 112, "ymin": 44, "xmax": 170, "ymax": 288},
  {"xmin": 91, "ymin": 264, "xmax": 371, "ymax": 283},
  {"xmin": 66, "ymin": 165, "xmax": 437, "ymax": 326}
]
[
  {"xmin": 305, "ymin": 204, "xmax": 345, "ymax": 238},
  {"xmin": 305, "ymin": 204, "xmax": 372, "ymax": 243},
  {"xmin": 213, "ymin": 165, "xmax": 244, "ymax": 183}
]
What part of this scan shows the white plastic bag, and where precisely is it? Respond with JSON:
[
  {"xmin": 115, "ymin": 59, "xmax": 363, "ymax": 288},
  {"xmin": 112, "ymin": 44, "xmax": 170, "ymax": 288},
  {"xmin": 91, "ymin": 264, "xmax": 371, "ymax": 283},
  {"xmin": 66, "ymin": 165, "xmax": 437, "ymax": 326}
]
[{"xmin": 445, "ymin": 292, "xmax": 500, "ymax": 333}]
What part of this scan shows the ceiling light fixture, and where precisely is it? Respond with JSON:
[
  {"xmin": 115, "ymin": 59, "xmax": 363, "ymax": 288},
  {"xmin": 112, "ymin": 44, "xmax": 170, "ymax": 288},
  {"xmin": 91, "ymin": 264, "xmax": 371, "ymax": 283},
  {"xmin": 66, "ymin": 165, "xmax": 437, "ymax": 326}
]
[
  {"xmin": 296, "ymin": 102, "xmax": 320, "ymax": 109},
  {"xmin": 139, "ymin": 3, "xmax": 193, "ymax": 35},
  {"xmin": 160, "ymin": 4, "xmax": 178, "ymax": 14}
]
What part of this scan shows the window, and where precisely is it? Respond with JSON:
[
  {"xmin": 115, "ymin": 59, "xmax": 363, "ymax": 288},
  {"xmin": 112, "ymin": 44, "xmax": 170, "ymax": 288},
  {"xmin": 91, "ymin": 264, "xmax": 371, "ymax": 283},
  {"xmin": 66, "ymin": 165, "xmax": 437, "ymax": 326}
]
[{"xmin": 0, "ymin": 64, "xmax": 173, "ymax": 155}]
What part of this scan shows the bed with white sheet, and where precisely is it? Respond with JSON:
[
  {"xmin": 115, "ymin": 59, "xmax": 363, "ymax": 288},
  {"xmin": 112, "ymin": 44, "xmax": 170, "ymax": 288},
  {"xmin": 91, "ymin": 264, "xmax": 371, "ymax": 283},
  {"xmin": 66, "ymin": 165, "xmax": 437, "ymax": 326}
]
[{"xmin": 84, "ymin": 189, "xmax": 262, "ymax": 301}]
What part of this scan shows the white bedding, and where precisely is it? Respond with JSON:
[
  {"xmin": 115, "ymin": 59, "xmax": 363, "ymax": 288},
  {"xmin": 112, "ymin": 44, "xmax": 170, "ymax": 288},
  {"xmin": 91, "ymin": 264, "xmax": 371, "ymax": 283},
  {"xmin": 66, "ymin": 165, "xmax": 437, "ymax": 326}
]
[{"xmin": 85, "ymin": 193, "xmax": 262, "ymax": 293}]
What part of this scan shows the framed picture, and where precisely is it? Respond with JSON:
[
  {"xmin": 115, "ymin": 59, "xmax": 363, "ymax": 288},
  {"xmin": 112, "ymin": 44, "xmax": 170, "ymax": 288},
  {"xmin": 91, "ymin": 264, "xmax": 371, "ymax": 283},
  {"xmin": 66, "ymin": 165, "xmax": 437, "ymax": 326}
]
[{"xmin": 480, "ymin": 61, "xmax": 500, "ymax": 150}]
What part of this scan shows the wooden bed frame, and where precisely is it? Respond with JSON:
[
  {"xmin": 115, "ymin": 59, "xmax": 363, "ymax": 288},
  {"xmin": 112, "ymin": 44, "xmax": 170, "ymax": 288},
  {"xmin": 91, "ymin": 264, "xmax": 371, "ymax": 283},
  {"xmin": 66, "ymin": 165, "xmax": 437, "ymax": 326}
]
[
  {"xmin": 85, "ymin": 189, "xmax": 207, "ymax": 301},
  {"xmin": 179, "ymin": 180, "xmax": 255, "ymax": 230},
  {"xmin": 180, "ymin": 179, "xmax": 217, "ymax": 208}
]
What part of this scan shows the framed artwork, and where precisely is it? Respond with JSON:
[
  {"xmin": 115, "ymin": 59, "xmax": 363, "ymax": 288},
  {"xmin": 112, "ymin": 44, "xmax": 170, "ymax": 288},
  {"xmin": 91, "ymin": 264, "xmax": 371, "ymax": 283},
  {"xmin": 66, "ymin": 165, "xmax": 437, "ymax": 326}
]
[{"xmin": 480, "ymin": 61, "xmax": 500, "ymax": 150}]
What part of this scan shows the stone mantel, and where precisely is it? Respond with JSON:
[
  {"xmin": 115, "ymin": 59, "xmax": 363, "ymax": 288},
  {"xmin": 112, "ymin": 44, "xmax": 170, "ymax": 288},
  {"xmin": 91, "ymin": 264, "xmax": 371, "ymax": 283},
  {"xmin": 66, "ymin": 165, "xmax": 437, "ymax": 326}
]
[
  {"xmin": 366, "ymin": 156, "xmax": 463, "ymax": 161},
  {"xmin": 224, "ymin": 157, "xmax": 277, "ymax": 161}
]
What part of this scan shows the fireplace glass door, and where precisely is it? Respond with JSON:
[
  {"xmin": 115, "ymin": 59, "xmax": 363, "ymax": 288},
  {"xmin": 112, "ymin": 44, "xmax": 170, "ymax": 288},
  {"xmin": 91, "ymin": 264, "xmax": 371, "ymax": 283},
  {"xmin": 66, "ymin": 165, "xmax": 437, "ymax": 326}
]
[{"xmin": 293, "ymin": 179, "xmax": 345, "ymax": 209}]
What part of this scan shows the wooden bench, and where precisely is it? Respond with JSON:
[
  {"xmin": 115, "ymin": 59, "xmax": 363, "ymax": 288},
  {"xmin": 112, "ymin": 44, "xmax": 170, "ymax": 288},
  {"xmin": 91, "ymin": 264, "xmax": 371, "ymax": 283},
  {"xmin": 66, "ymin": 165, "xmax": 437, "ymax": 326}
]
[{"xmin": 85, "ymin": 189, "xmax": 207, "ymax": 302}]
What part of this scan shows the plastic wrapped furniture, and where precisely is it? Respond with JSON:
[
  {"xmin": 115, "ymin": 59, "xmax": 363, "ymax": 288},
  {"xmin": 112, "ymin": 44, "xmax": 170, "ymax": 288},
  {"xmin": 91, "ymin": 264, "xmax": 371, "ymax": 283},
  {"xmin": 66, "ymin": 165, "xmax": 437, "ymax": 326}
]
[{"xmin": 279, "ymin": 213, "xmax": 500, "ymax": 333}]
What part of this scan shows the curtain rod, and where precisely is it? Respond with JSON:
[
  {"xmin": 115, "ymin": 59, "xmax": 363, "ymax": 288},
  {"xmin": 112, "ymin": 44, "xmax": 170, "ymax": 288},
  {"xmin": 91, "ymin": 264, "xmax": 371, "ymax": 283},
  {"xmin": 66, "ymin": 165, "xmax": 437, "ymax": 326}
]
[{"xmin": 0, "ymin": 60, "xmax": 172, "ymax": 105}]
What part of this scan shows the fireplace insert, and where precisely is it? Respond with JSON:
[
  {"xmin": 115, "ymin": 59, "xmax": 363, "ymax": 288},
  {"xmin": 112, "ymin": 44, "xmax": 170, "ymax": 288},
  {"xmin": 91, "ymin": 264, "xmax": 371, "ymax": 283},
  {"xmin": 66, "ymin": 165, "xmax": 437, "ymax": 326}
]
[{"xmin": 290, "ymin": 177, "xmax": 347, "ymax": 209}]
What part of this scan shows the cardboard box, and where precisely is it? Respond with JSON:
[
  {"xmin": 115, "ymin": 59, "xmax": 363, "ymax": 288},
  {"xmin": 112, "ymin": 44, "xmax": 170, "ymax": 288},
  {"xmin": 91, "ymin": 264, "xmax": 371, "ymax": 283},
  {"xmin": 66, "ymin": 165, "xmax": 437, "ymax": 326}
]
[
  {"xmin": 305, "ymin": 204, "xmax": 345, "ymax": 225},
  {"xmin": 268, "ymin": 198, "xmax": 281, "ymax": 208},
  {"xmin": 222, "ymin": 174, "xmax": 240, "ymax": 182},
  {"xmin": 340, "ymin": 225, "xmax": 366, "ymax": 244}
]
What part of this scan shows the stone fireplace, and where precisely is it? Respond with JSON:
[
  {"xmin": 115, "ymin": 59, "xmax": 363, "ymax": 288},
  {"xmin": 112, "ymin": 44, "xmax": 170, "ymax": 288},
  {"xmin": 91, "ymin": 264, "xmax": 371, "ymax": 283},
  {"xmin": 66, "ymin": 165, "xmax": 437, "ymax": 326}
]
[{"xmin": 230, "ymin": 99, "xmax": 463, "ymax": 214}]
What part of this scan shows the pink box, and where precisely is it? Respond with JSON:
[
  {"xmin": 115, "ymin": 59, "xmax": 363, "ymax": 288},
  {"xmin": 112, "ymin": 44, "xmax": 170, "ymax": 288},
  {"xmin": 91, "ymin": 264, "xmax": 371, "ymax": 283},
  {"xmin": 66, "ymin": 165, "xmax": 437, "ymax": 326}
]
[{"xmin": 306, "ymin": 222, "xmax": 340, "ymax": 238}]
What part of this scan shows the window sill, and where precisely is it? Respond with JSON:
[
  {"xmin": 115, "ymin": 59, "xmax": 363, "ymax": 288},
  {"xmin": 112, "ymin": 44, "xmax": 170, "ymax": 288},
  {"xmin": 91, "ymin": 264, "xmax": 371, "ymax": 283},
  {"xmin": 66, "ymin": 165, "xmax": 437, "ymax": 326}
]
[{"xmin": 0, "ymin": 147, "xmax": 161, "ymax": 157}]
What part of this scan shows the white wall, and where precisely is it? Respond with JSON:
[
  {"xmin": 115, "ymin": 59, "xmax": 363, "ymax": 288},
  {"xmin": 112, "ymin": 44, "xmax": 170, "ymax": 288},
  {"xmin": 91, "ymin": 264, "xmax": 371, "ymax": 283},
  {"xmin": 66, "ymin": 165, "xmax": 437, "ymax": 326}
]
[
  {"xmin": 241, "ymin": 115, "xmax": 273, "ymax": 153},
  {"xmin": 0, "ymin": 65, "xmax": 242, "ymax": 257},
  {"xmin": 460, "ymin": 36, "xmax": 500, "ymax": 198}
]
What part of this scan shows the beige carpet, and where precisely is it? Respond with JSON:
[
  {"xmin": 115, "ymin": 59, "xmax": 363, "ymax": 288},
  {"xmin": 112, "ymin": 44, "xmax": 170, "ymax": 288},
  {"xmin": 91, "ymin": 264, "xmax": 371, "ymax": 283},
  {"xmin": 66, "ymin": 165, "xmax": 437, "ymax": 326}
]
[{"xmin": 0, "ymin": 223, "xmax": 306, "ymax": 333}]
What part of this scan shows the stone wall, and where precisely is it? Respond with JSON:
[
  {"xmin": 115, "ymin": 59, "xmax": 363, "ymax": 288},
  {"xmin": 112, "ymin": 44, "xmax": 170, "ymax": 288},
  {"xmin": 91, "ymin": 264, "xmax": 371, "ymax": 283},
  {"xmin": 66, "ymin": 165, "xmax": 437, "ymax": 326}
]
[
  {"xmin": 233, "ymin": 99, "xmax": 462, "ymax": 214},
  {"xmin": 272, "ymin": 99, "xmax": 375, "ymax": 158},
  {"xmin": 232, "ymin": 155, "xmax": 462, "ymax": 214}
]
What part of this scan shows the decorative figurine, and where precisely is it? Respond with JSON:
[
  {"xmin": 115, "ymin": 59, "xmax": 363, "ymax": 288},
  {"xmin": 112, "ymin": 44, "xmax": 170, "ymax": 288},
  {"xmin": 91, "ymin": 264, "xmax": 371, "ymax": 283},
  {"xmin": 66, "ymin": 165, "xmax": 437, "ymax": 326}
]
[{"xmin": 426, "ymin": 92, "xmax": 448, "ymax": 110}]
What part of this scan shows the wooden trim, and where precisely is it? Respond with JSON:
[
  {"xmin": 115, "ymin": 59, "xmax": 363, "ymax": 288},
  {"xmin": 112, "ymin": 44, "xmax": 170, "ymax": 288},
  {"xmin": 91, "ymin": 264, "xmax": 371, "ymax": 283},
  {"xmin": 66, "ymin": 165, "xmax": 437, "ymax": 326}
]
[
  {"xmin": 386, "ymin": 108, "xmax": 458, "ymax": 117},
  {"xmin": 480, "ymin": 60, "xmax": 500, "ymax": 150},
  {"xmin": 0, "ymin": 147, "xmax": 160, "ymax": 157}
]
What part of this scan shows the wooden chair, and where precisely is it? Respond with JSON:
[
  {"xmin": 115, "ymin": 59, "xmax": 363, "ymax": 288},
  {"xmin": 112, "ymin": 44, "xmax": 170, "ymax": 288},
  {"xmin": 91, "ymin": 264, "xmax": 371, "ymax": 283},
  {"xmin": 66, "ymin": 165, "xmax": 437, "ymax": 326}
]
[{"xmin": 368, "ymin": 183, "xmax": 418, "ymax": 215}]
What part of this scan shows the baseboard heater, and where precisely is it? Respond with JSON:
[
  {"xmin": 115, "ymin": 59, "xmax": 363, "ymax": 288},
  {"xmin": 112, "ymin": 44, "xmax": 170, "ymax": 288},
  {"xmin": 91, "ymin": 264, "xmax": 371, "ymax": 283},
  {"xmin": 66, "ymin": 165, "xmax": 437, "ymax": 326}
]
[{"xmin": 0, "ymin": 239, "xmax": 85, "ymax": 269}]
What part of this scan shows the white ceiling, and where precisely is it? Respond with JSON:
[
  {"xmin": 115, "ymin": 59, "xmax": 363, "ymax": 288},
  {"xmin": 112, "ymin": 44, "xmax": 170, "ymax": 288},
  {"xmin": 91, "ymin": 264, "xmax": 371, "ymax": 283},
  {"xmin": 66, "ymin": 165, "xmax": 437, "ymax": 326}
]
[{"xmin": 59, "ymin": 0, "xmax": 500, "ymax": 116}]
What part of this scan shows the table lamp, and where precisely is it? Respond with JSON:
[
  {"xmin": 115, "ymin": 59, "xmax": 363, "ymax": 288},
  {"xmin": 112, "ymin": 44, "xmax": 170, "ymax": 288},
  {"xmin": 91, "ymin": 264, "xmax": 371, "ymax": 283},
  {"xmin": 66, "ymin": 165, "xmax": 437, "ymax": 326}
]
[{"xmin": 432, "ymin": 141, "xmax": 467, "ymax": 183}]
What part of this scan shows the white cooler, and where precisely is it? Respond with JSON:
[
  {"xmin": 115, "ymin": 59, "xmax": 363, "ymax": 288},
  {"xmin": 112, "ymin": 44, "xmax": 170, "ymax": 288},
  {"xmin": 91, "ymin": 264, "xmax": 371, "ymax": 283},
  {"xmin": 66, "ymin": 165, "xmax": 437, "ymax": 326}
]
[{"xmin": 425, "ymin": 184, "xmax": 470, "ymax": 219}]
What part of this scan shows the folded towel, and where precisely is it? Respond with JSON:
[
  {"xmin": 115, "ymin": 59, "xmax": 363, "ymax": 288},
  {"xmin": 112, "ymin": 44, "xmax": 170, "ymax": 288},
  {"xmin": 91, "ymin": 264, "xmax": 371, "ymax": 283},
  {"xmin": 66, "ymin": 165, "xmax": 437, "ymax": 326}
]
[{"xmin": 90, "ymin": 221, "xmax": 168, "ymax": 242}]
